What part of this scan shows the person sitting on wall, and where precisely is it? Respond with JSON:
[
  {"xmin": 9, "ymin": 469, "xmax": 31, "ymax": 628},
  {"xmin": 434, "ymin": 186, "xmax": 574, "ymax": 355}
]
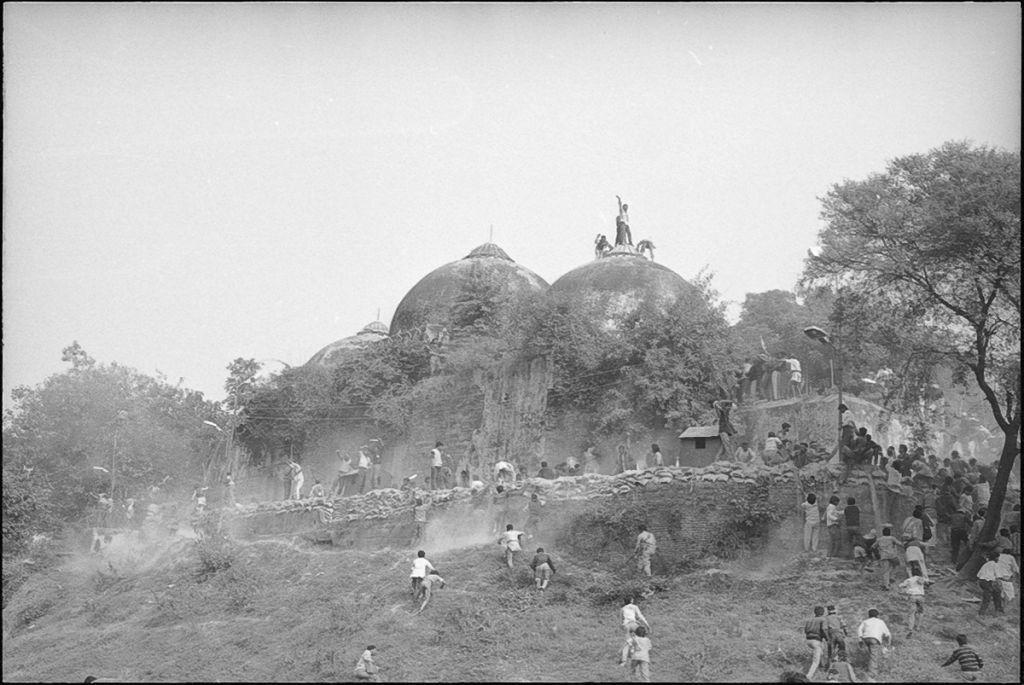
[{"xmin": 536, "ymin": 461, "xmax": 556, "ymax": 479}]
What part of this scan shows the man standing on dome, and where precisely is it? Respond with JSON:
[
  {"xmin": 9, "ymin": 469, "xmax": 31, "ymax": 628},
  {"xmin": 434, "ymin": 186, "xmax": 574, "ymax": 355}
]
[{"xmin": 615, "ymin": 195, "xmax": 632, "ymax": 245}]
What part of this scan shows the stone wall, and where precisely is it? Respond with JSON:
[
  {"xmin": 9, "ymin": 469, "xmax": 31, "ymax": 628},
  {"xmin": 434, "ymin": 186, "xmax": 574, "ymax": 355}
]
[
  {"xmin": 218, "ymin": 461, "xmax": 937, "ymax": 565},
  {"xmin": 735, "ymin": 393, "xmax": 913, "ymax": 451}
]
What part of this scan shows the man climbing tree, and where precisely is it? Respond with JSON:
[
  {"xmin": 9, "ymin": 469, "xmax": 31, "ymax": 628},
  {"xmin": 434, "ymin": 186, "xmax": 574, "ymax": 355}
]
[{"xmin": 803, "ymin": 141, "xmax": 1020, "ymax": 579}]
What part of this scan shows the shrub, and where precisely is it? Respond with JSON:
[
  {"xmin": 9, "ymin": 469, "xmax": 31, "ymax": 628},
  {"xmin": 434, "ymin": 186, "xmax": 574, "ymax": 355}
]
[{"xmin": 194, "ymin": 536, "xmax": 237, "ymax": 578}]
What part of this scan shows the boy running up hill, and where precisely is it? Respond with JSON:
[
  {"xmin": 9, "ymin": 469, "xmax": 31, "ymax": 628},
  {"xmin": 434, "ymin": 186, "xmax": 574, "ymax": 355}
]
[
  {"xmin": 940, "ymin": 634, "xmax": 983, "ymax": 681},
  {"xmin": 623, "ymin": 625, "xmax": 652, "ymax": 682},
  {"xmin": 497, "ymin": 524, "xmax": 525, "ymax": 569}
]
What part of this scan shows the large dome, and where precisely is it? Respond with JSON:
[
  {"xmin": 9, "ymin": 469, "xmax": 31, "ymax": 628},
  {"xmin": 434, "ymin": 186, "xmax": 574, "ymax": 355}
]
[
  {"xmin": 389, "ymin": 243, "xmax": 548, "ymax": 335},
  {"xmin": 305, "ymin": 320, "xmax": 389, "ymax": 368},
  {"xmin": 548, "ymin": 246, "xmax": 701, "ymax": 326}
]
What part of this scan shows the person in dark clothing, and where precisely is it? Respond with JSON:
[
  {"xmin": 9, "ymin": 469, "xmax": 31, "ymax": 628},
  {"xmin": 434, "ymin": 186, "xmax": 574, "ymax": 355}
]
[
  {"xmin": 803, "ymin": 606, "xmax": 828, "ymax": 680},
  {"xmin": 949, "ymin": 508, "xmax": 971, "ymax": 564},
  {"xmin": 530, "ymin": 547, "xmax": 557, "ymax": 590}
]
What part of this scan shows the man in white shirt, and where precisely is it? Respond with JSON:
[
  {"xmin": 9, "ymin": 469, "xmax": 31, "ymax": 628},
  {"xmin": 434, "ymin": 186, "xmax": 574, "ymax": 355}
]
[
  {"xmin": 787, "ymin": 357, "xmax": 803, "ymax": 397},
  {"xmin": 429, "ymin": 442, "xmax": 444, "ymax": 490},
  {"xmin": 976, "ymin": 550, "xmax": 1006, "ymax": 615},
  {"xmin": 635, "ymin": 525, "xmax": 657, "ymax": 577},
  {"xmin": 497, "ymin": 524, "xmax": 525, "ymax": 568},
  {"xmin": 494, "ymin": 460, "xmax": 516, "ymax": 485},
  {"xmin": 734, "ymin": 441, "xmax": 760, "ymax": 465},
  {"xmin": 904, "ymin": 540, "xmax": 930, "ymax": 581},
  {"xmin": 357, "ymin": 447, "xmax": 372, "ymax": 494},
  {"xmin": 897, "ymin": 575, "xmax": 926, "ymax": 637},
  {"xmin": 856, "ymin": 608, "xmax": 891, "ymax": 679},
  {"xmin": 409, "ymin": 550, "xmax": 435, "ymax": 597},
  {"xmin": 619, "ymin": 596, "xmax": 650, "ymax": 664}
]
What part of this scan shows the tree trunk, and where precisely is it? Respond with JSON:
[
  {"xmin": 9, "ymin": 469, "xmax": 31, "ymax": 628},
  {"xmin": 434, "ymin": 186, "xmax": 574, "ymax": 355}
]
[{"xmin": 957, "ymin": 424, "xmax": 1020, "ymax": 580}]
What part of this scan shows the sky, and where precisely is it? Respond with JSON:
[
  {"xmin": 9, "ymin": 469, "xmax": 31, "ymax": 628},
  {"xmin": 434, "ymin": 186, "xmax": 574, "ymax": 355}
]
[{"xmin": 3, "ymin": 3, "xmax": 1021, "ymax": 406}]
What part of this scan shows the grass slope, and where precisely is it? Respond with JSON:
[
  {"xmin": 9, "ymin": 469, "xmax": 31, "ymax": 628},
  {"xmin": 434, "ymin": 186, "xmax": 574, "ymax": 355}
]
[{"xmin": 2, "ymin": 528, "xmax": 1020, "ymax": 683}]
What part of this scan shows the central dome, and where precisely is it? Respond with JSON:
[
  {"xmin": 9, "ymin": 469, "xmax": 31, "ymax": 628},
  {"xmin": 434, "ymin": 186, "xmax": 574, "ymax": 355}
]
[
  {"xmin": 389, "ymin": 243, "xmax": 548, "ymax": 335},
  {"xmin": 548, "ymin": 248, "xmax": 701, "ymax": 326}
]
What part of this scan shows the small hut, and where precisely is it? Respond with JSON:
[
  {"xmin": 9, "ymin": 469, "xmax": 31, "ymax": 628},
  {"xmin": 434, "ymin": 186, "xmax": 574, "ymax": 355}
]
[{"xmin": 677, "ymin": 426, "xmax": 722, "ymax": 467}]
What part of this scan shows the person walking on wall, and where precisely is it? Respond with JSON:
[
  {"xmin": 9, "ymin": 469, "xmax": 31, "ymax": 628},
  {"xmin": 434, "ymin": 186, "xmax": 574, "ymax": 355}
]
[
  {"xmin": 429, "ymin": 442, "xmax": 444, "ymax": 490},
  {"xmin": 711, "ymin": 399, "xmax": 737, "ymax": 461},
  {"xmin": 650, "ymin": 443, "xmax": 664, "ymax": 467},
  {"xmin": 800, "ymin": 493, "xmax": 822, "ymax": 553},
  {"xmin": 357, "ymin": 446, "xmax": 372, "ymax": 494}
]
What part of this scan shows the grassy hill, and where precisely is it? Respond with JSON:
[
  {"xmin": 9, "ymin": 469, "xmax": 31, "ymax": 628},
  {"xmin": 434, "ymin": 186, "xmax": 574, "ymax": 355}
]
[{"xmin": 2, "ymin": 524, "xmax": 1020, "ymax": 683}]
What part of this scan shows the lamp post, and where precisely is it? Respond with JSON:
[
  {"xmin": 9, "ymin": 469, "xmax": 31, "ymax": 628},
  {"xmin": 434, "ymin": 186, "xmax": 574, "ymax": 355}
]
[{"xmin": 803, "ymin": 325, "xmax": 843, "ymax": 452}]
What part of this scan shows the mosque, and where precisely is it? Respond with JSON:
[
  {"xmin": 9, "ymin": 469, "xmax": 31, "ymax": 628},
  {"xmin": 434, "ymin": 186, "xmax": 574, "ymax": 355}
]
[
  {"xmin": 307, "ymin": 204, "xmax": 699, "ymax": 369},
  {"xmin": 292, "ymin": 200, "xmax": 708, "ymax": 485}
]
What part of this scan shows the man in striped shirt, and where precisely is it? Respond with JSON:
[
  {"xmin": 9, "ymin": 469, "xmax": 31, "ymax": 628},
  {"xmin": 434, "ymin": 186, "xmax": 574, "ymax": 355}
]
[{"xmin": 940, "ymin": 634, "xmax": 983, "ymax": 679}]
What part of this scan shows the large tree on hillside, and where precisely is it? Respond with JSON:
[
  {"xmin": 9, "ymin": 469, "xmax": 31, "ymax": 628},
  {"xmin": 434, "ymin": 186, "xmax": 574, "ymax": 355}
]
[
  {"xmin": 803, "ymin": 141, "xmax": 1021, "ymax": 579},
  {"xmin": 2, "ymin": 343, "xmax": 226, "ymax": 547}
]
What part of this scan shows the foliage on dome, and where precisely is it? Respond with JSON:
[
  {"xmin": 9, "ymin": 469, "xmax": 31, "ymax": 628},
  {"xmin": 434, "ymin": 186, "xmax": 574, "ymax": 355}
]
[
  {"xmin": 304, "ymin": 321, "xmax": 390, "ymax": 368},
  {"xmin": 389, "ymin": 243, "xmax": 548, "ymax": 336}
]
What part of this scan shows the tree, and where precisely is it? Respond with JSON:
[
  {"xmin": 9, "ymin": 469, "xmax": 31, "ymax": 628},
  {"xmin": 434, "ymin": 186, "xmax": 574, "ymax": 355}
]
[
  {"xmin": 732, "ymin": 289, "xmax": 833, "ymax": 390},
  {"xmin": 3, "ymin": 343, "xmax": 226, "ymax": 543},
  {"xmin": 803, "ymin": 141, "xmax": 1021, "ymax": 578}
]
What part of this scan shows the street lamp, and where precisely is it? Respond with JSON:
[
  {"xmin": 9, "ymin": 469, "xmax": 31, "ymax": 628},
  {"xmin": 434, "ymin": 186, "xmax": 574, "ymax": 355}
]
[{"xmin": 804, "ymin": 326, "xmax": 843, "ymax": 453}]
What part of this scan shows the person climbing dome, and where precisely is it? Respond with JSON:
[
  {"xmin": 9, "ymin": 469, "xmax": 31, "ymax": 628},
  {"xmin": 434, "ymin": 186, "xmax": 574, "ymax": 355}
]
[
  {"xmin": 531, "ymin": 547, "xmax": 557, "ymax": 590},
  {"xmin": 497, "ymin": 523, "xmax": 525, "ymax": 569},
  {"xmin": 635, "ymin": 524, "xmax": 657, "ymax": 577},
  {"xmin": 409, "ymin": 549, "xmax": 435, "ymax": 597}
]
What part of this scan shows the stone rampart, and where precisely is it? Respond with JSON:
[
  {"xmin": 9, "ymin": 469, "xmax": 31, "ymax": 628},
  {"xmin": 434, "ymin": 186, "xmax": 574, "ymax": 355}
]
[{"xmin": 215, "ymin": 459, "xmax": 933, "ymax": 564}]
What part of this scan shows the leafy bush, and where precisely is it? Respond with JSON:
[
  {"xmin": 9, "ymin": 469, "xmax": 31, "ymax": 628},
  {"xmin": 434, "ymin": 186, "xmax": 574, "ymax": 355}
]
[{"xmin": 194, "ymin": 536, "xmax": 238, "ymax": 578}]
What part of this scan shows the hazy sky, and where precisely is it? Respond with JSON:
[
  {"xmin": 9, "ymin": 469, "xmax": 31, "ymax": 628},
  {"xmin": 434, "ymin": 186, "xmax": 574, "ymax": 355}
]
[{"xmin": 3, "ymin": 3, "xmax": 1020, "ymax": 405}]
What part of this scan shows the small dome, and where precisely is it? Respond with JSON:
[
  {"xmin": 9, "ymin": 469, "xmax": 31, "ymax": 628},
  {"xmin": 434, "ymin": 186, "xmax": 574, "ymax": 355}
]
[
  {"xmin": 549, "ymin": 249, "xmax": 701, "ymax": 327},
  {"xmin": 389, "ymin": 242, "xmax": 548, "ymax": 335},
  {"xmin": 305, "ymin": 320, "xmax": 389, "ymax": 367}
]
